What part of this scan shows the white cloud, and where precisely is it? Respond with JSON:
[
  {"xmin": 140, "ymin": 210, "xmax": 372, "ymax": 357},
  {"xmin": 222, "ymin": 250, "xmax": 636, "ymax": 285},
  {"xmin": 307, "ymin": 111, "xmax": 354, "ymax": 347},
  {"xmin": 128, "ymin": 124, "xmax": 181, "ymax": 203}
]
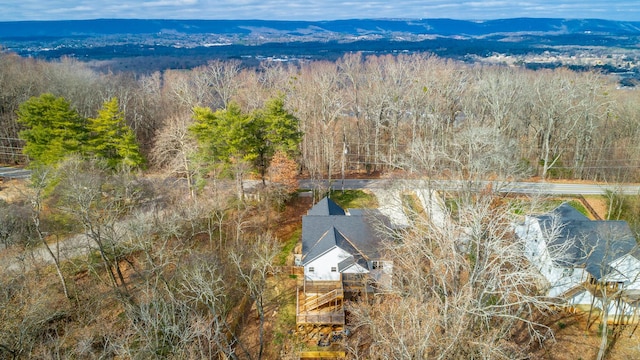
[
  {"xmin": 0, "ymin": 0, "xmax": 638, "ymax": 21},
  {"xmin": 141, "ymin": 0, "xmax": 199, "ymax": 7}
]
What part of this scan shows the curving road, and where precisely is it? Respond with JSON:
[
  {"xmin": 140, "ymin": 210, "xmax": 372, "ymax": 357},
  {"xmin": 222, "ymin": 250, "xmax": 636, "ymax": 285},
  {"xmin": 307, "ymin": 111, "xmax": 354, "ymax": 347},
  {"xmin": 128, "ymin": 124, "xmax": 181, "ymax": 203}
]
[
  {"xmin": 0, "ymin": 166, "xmax": 31, "ymax": 179},
  {"xmin": 2, "ymin": 174, "xmax": 639, "ymax": 274},
  {"xmin": 3, "ymin": 164, "xmax": 640, "ymax": 196},
  {"xmin": 299, "ymin": 178, "xmax": 640, "ymax": 196}
]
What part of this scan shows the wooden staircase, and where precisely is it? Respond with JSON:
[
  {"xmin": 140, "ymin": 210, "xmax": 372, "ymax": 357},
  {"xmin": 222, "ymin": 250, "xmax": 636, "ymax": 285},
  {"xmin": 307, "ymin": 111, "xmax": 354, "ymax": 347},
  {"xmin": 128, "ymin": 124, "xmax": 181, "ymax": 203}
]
[
  {"xmin": 301, "ymin": 288, "xmax": 344, "ymax": 312},
  {"xmin": 559, "ymin": 284, "xmax": 585, "ymax": 301}
]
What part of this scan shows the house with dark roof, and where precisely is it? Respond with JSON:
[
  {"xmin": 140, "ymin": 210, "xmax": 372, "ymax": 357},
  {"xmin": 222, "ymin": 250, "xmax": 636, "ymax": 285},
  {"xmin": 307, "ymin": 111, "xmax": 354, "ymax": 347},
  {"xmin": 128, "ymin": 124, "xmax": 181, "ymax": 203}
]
[
  {"xmin": 296, "ymin": 197, "xmax": 391, "ymax": 326},
  {"xmin": 301, "ymin": 197, "xmax": 391, "ymax": 289},
  {"xmin": 515, "ymin": 203, "xmax": 640, "ymax": 318}
]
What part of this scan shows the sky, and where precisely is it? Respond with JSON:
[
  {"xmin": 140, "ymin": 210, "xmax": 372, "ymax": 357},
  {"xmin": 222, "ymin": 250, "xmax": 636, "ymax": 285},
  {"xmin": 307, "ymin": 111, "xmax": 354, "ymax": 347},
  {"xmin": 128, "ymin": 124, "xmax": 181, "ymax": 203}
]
[{"xmin": 0, "ymin": 0, "xmax": 639, "ymax": 22}]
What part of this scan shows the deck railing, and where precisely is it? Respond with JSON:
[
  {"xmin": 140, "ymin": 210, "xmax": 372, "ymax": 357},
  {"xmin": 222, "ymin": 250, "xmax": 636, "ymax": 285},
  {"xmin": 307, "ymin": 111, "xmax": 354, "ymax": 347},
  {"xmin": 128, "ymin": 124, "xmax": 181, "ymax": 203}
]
[
  {"xmin": 303, "ymin": 280, "xmax": 342, "ymax": 294},
  {"xmin": 301, "ymin": 288, "xmax": 343, "ymax": 312},
  {"xmin": 296, "ymin": 312, "xmax": 345, "ymax": 325}
]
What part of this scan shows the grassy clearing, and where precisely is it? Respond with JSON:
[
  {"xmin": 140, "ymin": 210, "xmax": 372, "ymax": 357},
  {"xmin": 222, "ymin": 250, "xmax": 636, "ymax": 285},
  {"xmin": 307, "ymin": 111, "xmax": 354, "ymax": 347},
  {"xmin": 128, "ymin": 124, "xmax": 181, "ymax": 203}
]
[
  {"xmin": 545, "ymin": 198, "xmax": 590, "ymax": 217},
  {"xmin": 272, "ymin": 285, "xmax": 297, "ymax": 346},
  {"xmin": 328, "ymin": 190, "xmax": 378, "ymax": 209},
  {"xmin": 278, "ymin": 227, "xmax": 301, "ymax": 266}
]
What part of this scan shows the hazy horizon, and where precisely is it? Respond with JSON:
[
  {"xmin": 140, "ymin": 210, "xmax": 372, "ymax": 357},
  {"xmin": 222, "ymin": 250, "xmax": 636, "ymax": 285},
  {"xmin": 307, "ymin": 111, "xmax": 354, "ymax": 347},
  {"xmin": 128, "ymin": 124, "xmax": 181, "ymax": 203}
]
[{"xmin": 1, "ymin": 1, "xmax": 639, "ymax": 22}]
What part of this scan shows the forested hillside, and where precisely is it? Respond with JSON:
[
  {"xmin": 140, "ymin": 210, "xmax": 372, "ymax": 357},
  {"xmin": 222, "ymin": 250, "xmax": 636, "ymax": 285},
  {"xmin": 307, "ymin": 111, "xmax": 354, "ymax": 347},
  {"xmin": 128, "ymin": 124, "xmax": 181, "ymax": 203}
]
[
  {"xmin": 1, "ymin": 51, "xmax": 640, "ymax": 359},
  {"xmin": 2, "ymin": 52, "xmax": 640, "ymax": 182}
]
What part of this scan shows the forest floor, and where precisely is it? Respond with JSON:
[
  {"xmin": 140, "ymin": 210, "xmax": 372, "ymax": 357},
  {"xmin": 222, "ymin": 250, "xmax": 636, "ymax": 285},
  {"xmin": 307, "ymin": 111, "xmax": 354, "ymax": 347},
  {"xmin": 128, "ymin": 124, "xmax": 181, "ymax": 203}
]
[
  {"xmin": 531, "ymin": 310, "xmax": 640, "ymax": 360},
  {"xmin": 2, "ymin": 173, "xmax": 638, "ymax": 359},
  {"xmin": 0, "ymin": 177, "xmax": 29, "ymax": 202},
  {"xmin": 236, "ymin": 195, "xmax": 312, "ymax": 359}
]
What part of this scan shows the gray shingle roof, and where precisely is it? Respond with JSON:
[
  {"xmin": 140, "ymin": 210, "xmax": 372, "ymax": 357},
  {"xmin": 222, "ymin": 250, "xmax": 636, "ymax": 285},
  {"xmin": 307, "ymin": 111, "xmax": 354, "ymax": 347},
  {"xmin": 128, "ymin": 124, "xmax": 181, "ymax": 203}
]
[
  {"xmin": 338, "ymin": 255, "xmax": 368, "ymax": 272},
  {"xmin": 536, "ymin": 203, "xmax": 638, "ymax": 280},
  {"xmin": 306, "ymin": 197, "xmax": 346, "ymax": 216},
  {"xmin": 302, "ymin": 197, "xmax": 386, "ymax": 266}
]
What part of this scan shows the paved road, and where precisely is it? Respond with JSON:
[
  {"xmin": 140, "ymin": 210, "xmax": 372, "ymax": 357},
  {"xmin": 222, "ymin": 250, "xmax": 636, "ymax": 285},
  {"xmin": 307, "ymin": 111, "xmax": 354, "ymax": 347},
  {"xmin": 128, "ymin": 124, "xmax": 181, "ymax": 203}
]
[
  {"xmin": 2, "ymin": 176, "xmax": 639, "ymax": 274},
  {"xmin": 299, "ymin": 178, "xmax": 640, "ymax": 195},
  {"xmin": 1, "ymin": 167, "xmax": 639, "ymax": 195},
  {"xmin": 0, "ymin": 166, "xmax": 31, "ymax": 179}
]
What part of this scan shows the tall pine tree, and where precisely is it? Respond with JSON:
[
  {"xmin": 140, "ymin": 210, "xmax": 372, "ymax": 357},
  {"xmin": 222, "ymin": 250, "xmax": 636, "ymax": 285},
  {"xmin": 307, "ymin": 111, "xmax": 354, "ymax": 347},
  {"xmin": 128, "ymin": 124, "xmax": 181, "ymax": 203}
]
[
  {"xmin": 86, "ymin": 98, "xmax": 144, "ymax": 169},
  {"xmin": 254, "ymin": 95, "xmax": 302, "ymax": 182},
  {"xmin": 190, "ymin": 97, "xmax": 301, "ymax": 183},
  {"xmin": 191, "ymin": 102, "xmax": 253, "ymax": 163},
  {"xmin": 17, "ymin": 93, "xmax": 87, "ymax": 166}
]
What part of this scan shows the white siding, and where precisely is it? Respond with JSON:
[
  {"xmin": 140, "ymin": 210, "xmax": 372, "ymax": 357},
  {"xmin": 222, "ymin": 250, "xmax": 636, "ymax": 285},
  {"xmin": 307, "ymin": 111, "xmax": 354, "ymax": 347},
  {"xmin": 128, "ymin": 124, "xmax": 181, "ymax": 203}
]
[
  {"xmin": 548, "ymin": 268, "xmax": 588, "ymax": 298},
  {"xmin": 607, "ymin": 253, "xmax": 640, "ymax": 289},
  {"xmin": 304, "ymin": 247, "xmax": 353, "ymax": 281},
  {"xmin": 515, "ymin": 217, "xmax": 584, "ymax": 297},
  {"xmin": 369, "ymin": 260, "xmax": 393, "ymax": 290},
  {"xmin": 516, "ymin": 218, "xmax": 556, "ymax": 278},
  {"xmin": 567, "ymin": 288, "xmax": 594, "ymax": 306}
]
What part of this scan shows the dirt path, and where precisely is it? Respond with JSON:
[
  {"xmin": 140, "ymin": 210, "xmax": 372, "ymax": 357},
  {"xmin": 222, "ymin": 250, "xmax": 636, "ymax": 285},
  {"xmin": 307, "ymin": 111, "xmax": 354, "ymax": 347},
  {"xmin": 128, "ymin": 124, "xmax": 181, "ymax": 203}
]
[
  {"xmin": 1, "ymin": 204, "xmax": 159, "ymax": 275},
  {"xmin": 0, "ymin": 178, "xmax": 29, "ymax": 202},
  {"xmin": 1, "ymin": 233, "xmax": 92, "ymax": 274},
  {"xmin": 582, "ymin": 195, "xmax": 609, "ymax": 219}
]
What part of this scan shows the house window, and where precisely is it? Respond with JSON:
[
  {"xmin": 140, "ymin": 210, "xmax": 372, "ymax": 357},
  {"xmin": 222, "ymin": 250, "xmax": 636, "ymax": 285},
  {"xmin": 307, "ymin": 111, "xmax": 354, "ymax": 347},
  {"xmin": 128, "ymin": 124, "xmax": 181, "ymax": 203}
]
[
  {"xmin": 562, "ymin": 268, "xmax": 574, "ymax": 277},
  {"xmin": 372, "ymin": 261, "xmax": 383, "ymax": 270},
  {"xmin": 309, "ymin": 267, "xmax": 314, "ymax": 273},
  {"xmin": 331, "ymin": 267, "xmax": 337, "ymax": 272}
]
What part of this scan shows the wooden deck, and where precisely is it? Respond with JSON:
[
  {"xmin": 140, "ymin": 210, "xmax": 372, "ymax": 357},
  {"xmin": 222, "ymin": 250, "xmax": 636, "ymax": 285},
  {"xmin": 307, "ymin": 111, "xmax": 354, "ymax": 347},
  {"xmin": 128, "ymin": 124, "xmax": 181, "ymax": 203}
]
[
  {"xmin": 297, "ymin": 281, "xmax": 346, "ymax": 325},
  {"xmin": 301, "ymin": 289, "xmax": 344, "ymax": 312},
  {"xmin": 304, "ymin": 280, "xmax": 343, "ymax": 294},
  {"xmin": 297, "ymin": 312, "xmax": 345, "ymax": 325}
]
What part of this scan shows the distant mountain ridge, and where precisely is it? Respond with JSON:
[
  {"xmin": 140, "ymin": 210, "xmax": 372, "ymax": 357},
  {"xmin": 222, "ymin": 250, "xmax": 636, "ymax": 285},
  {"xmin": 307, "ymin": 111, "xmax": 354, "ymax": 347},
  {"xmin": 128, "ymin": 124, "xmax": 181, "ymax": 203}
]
[
  {"xmin": 3, "ymin": 17, "xmax": 639, "ymax": 81},
  {"xmin": 2, "ymin": 18, "xmax": 640, "ymax": 39}
]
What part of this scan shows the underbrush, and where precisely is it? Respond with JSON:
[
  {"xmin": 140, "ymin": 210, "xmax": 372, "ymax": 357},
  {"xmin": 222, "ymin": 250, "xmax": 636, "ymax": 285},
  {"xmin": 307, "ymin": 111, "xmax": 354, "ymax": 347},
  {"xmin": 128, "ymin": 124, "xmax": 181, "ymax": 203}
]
[{"xmin": 604, "ymin": 191, "xmax": 640, "ymax": 236}]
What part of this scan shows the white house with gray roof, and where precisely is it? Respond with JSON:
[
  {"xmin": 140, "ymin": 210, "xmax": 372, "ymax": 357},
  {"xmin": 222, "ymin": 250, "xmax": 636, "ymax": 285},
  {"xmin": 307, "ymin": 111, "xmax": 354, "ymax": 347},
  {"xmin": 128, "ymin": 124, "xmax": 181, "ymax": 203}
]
[
  {"xmin": 301, "ymin": 197, "xmax": 392, "ymax": 291},
  {"xmin": 515, "ymin": 203, "xmax": 640, "ymax": 318}
]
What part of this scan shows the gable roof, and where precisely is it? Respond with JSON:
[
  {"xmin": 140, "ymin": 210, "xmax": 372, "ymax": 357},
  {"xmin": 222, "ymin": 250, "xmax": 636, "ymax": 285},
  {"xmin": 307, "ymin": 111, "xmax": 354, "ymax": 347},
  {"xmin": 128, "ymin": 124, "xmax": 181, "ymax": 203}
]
[
  {"xmin": 535, "ymin": 203, "xmax": 638, "ymax": 280},
  {"xmin": 306, "ymin": 197, "xmax": 346, "ymax": 216},
  {"xmin": 338, "ymin": 256, "xmax": 369, "ymax": 272},
  {"xmin": 303, "ymin": 226, "xmax": 350, "ymax": 265},
  {"xmin": 302, "ymin": 197, "xmax": 386, "ymax": 266}
]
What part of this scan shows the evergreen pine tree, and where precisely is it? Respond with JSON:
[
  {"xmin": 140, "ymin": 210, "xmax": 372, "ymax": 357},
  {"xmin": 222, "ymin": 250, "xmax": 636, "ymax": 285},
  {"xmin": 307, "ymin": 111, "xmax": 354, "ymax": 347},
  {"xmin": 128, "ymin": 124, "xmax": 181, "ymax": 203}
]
[
  {"xmin": 86, "ymin": 98, "xmax": 144, "ymax": 169},
  {"xmin": 17, "ymin": 93, "xmax": 87, "ymax": 166}
]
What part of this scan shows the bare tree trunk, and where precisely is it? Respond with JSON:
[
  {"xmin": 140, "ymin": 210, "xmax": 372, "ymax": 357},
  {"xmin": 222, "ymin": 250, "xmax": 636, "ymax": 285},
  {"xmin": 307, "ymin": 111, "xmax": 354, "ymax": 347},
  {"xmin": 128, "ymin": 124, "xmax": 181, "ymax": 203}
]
[
  {"xmin": 597, "ymin": 303, "xmax": 609, "ymax": 360},
  {"xmin": 29, "ymin": 167, "xmax": 70, "ymax": 300},
  {"xmin": 231, "ymin": 233, "xmax": 279, "ymax": 360}
]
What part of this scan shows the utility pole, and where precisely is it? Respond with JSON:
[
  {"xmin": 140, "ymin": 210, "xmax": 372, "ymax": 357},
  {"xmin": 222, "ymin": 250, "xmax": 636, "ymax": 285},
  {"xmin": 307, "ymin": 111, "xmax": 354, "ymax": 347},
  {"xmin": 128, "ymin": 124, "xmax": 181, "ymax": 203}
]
[{"xmin": 341, "ymin": 133, "xmax": 347, "ymax": 193}]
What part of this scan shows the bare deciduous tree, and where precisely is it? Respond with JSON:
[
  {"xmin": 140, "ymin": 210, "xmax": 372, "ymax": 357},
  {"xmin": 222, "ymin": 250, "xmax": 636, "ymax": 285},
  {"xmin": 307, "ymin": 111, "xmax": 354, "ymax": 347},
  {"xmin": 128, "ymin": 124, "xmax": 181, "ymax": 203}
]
[
  {"xmin": 347, "ymin": 191, "xmax": 556, "ymax": 359},
  {"xmin": 27, "ymin": 166, "xmax": 71, "ymax": 300},
  {"xmin": 54, "ymin": 157, "xmax": 147, "ymax": 300},
  {"xmin": 231, "ymin": 233, "xmax": 280, "ymax": 360},
  {"xmin": 151, "ymin": 114, "xmax": 199, "ymax": 198}
]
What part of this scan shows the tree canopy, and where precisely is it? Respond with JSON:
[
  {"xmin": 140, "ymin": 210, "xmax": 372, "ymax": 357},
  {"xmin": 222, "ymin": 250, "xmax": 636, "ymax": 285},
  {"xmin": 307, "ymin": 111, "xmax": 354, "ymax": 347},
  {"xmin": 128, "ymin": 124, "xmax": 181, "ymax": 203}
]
[
  {"xmin": 190, "ymin": 96, "xmax": 301, "ymax": 182},
  {"xmin": 17, "ymin": 94, "xmax": 144, "ymax": 169},
  {"xmin": 191, "ymin": 102, "xmax": 254, "ymax": 164},
  {"xmin": 86, "ymin": 98, "xmax": 145, "ymax": 169},
  {"xmin": 17, "ymin": 93, "xmax": 87, "ymax": 166}
]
